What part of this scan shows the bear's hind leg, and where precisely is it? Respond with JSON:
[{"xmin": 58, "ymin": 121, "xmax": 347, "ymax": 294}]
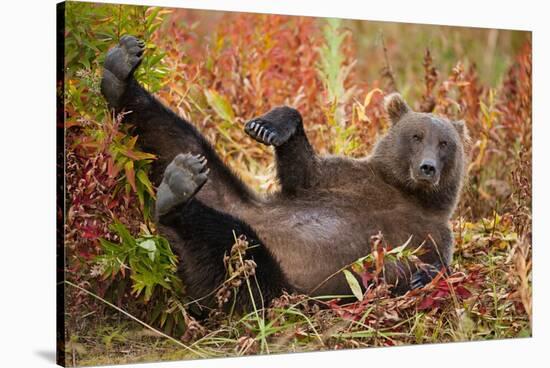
[
  {"xmin": 155, "ymin": 153, "xmax": 209, "ymax": 217},
  {"xmin": 101, "ymin": 35, "xmax": 144, "ymax": 108},
  {"xmin": 156, "ymin": 154, "xmax": 291, "ymax": 311},
  {"xmin": 101, "ymin": 36, "xmax": 255, "ymax": 207},
  {"xmin": 160, "ymin": 200, "xmax": 291, "ymax": 312}
]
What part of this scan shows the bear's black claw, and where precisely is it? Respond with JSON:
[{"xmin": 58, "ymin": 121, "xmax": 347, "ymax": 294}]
[
  {"xmin": 410, "ymin": 263, "xmax": 442, "ymax": 290},
  {"xmin": 244, "ymin": 106, "xmax": 302, "ymax": 147},
  {"xmin": 245, "ymin": 119, "xmax": 279, "ymax": 146},
  {"xmin": 244, "ymin": 118, "xmax": 293, "ymax": 147}
]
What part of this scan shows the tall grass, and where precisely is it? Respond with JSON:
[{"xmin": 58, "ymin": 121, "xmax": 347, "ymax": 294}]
[{"xmin": 317, "ymin": 18, "xmax": 360, "ymax": 155}]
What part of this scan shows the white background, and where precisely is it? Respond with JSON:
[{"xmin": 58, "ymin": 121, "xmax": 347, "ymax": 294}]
[{"xmin": 0, "ymin": 0, "xmax": 547, "ymax": 367}]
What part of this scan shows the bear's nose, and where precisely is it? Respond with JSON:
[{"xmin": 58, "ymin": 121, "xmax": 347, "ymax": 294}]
[{"xmin": 420, "ymin": 160, "xmax": 437, "ymax": 177}]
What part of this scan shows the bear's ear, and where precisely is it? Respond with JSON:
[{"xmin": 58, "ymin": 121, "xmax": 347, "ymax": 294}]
[
  {"xmin": 452, "ymin": 120, "xmax": 472, "ymax": 152},
  {"xmin": 452, "ymin": 120, "xmax": 468, "ymax": 139},
  {"xmin": 384, "ymin": 93, "xmax": 411, "ymax": 124}
]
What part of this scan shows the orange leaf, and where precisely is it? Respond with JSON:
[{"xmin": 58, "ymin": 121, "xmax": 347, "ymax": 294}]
[
  {"xmin": 122, "ymin": 149, "xmax": 156, "ymax": 161},
  {"xmin": 124, "ymin": 161, "xmax": 136, "ymax": 193}
]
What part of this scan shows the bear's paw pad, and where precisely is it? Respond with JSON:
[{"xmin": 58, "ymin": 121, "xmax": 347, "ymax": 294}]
[
  {"xmin": 104, "ymin": 35, "xmax": 145, "ymax": 81},
  {"xmin": 165, "ymin": 153, "xmax": 209, "ymax": 201}
]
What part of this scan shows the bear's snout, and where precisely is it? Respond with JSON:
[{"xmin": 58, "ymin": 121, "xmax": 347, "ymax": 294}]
[
  {"xmin": 417, "ymin": 158, "xmax": 440, "ymax": 185},
  {"xmin": 420, "ymin": 159, "xmax": 436, "ymax": 177}
]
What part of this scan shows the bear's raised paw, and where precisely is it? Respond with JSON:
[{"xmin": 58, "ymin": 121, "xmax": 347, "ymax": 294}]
[
  {"xmin": 104, "ymin": 35, "xmax": 145, "ymax": 81},
  {"xmin": 156, "ymin": 153, "xmax": 209, "ymax": 216},
  {"xmin": 244, "ymin": 106, "xmax": 303, "ymax": 147}
]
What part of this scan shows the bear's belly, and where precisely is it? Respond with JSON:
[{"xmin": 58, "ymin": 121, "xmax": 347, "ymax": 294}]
[
  {"xmin": 238, "ymin": 201, "xmax": 451, "ymax": 295},
  {"xmin": 239, "ymin": 204, "xmax": 373, "ymax": 294}
]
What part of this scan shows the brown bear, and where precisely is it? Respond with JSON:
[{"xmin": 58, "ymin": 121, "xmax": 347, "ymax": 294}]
[{"xmin": 100, "ymin": 35, "xmax": 469, "ymax": 311}]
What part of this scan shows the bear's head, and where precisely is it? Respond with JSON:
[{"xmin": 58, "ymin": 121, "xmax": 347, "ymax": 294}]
[{"xmin": 372, "ymin": 93, "xmax": 470, "ymax": 212}]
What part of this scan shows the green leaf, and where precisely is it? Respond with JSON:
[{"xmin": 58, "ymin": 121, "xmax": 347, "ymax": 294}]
[
  {"xmin": 148, "ymin": 52, "xmax": 165, "ymax": 66},
  {"xmin": 387, "ymin": 235, "xmax": 414, "ymax": 256},
  {"xmin": 136, "ymin": 181, "xmax": 145, "ymax": 208},
  {"xmin": 343, "ymin": 269, "xmax": 363, "ymax": 301},
  {"xmin": 145, "ymin": 7, "xmax": 161, "ymax": 30},
  {"xmin": 136, "ymin": 170, "xmax": 155, "ymax": 196},
  {"xmin": 99, "ymin": 239, "xmax": 121, "ymax": 254},
  {"xmin": 139, "ymin": 239, "xmax": 157, "ymax": 262},
  {"xmin": 204, "ymin": 89, "xmax": 235, "ymax": 123},
  {"xmin": 111, "ymin": 220, "xmax": 135, "ymax": 248}
]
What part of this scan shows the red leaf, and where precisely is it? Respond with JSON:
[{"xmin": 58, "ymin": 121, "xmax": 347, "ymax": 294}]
[
  {"xmin": 418, "ymin": 295, "xmax": 436, "ymax": 310},
  {"xmin": 361, "ymin": 272, "xmax": 374, "ymax": 288},
  {"xmin": 434, "ymin": 290, "xmax": 449, "ymax": 299},
  {"xmin": 455, "ymin": 285, "xmax": 472, "ymax": 299}
]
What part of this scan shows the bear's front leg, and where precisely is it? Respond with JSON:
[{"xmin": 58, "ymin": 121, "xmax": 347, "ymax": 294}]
[
  {"xmin": 244, "ymin": 107, "xmax": 320, "ymax": 195},
  {"xmin": 244, "ymin": 106, "xmax": 303, "ymax": 146}
]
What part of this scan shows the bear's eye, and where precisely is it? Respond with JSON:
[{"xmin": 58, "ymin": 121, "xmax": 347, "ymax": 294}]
[
  {"xmin": 439, "ymin": 141, "xmax": 448, "ymax": 148},
  {"xmin": 412, "ymin": 134, "xmax": 422, "ymax": 142}
]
